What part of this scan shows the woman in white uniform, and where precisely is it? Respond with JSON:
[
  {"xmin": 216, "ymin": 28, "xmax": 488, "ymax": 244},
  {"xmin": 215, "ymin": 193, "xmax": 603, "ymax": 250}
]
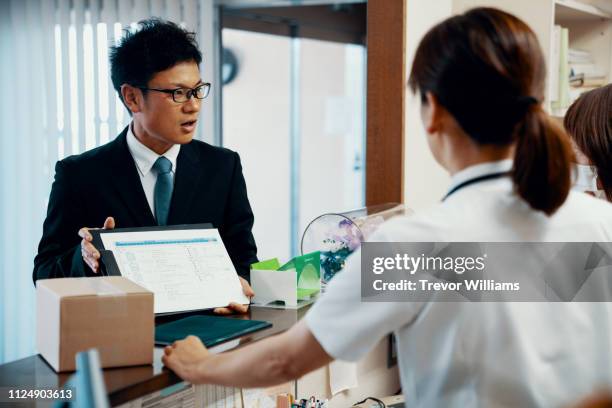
[{"xmin": 163, "ymin": 8, "xmax": 612, "ymax": 407}]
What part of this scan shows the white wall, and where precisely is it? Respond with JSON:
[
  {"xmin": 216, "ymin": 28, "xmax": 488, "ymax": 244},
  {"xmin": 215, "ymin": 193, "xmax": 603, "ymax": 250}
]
[{"xmin": 403, "ymin": 0, "xmax": 453, "ymax": 211}]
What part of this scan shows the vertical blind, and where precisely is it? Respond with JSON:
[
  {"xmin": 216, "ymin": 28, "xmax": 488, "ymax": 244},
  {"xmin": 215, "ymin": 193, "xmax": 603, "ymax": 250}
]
[
  {"xmin": 52, "ymin": 0, "xmax": 202, "ymax": 160},
  {"xmin": 0, "ymin": 0, "xmax": 212, "ymax": 364}
]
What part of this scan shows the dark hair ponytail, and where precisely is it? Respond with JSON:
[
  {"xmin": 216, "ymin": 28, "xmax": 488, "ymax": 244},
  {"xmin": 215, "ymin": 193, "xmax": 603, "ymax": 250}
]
[
  {"xmin": 513, "ymin": 106, "xmax": 574, "ymax": 214},
  {"xmin": 408, "ymin": 7, "xmax": 574, "ymax": 215}
]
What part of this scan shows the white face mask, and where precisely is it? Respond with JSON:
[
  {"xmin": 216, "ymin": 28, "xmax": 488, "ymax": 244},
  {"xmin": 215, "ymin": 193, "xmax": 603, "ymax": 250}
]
[{"xmin": 573, "ymin": 164, "xmax": 606, "ymax": 199}]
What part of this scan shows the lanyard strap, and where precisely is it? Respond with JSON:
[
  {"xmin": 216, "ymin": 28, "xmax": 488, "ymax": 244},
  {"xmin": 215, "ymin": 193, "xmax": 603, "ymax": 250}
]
[{"xmin": 442, "ymin": 171, "xmax": 511, "ymax": 201}]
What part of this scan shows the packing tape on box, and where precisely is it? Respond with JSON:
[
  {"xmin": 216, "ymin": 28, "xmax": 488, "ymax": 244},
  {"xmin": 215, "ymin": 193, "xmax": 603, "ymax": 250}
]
[
  {"xmin": 89, "ymin": 278, "xmax": 130, "ymax": 339},
  {"xmin": 87, "ymin": 277, "xmax": 128, "ymax": 296}
]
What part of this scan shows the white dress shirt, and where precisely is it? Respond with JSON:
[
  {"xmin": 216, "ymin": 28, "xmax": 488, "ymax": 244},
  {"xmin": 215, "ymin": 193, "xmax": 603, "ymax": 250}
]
[
  {"xmin": 306, "ymin": 160, "xmax": 612, "ymax": 407},
  {"xmin": 126, "ymin": 124, "xmax": 181, "ymax": 219}
]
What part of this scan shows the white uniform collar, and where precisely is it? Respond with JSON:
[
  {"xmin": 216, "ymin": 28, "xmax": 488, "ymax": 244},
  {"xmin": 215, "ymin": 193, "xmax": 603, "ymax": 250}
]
[
  {"xmin": 126, "ymin": 123, "xmax": 181, "ymax": 177},
  {"xmin": 447, "ymin": 159, "xmax": 513, "ymax": 196}
]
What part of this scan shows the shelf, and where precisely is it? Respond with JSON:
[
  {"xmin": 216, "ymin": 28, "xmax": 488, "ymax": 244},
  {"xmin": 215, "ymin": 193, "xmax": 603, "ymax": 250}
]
[{"xmin": 555, "ymin": 0, "xmax": 612, "ymax": 22}]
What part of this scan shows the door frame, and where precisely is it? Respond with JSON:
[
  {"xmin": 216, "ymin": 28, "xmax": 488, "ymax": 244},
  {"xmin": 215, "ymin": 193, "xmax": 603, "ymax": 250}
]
[{"xmin": 215, "ymin": 0, "xmax": 407, "ymax": 206}]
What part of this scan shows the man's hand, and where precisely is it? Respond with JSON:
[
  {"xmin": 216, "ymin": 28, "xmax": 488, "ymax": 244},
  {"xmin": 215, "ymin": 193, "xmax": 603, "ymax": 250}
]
[
  {"xmin": 78, "ymin": 217, "xmax": 115, "ymax": 273},
  {"xmin": 213, "ymin": 277, "xmax": 254, "ymax": 315},
  {"xmin": 162, "ymin": 335, "xmax": 209, "ymax": 384}
]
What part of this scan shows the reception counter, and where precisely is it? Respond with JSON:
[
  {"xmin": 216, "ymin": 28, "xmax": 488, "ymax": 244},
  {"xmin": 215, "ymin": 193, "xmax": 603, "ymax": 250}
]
[{"xmin": 0, "ymin": 305, "xmax": 399, "ymax": 407}]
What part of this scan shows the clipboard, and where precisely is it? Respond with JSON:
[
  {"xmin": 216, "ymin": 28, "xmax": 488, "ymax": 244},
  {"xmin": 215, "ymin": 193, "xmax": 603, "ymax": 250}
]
[
  {"xmin": 89, "ymin": 223, "xmax": 250, "ymax": 315},
  {"xmin": 91, "ymin": 223, "xmax": 213, "ymax": 277}
]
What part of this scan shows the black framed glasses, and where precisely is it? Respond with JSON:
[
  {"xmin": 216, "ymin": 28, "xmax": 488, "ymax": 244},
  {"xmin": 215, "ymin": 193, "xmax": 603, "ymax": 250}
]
[{"xmin": 139, "ymin": 83, "xmax": 211, "ymax": 103}]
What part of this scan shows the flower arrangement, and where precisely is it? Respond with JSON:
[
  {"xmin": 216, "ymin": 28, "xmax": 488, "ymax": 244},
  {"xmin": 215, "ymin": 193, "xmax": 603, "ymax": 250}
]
[{"xmin": 320, "ymin": 219, "xmax": 363, "ymax": 283}]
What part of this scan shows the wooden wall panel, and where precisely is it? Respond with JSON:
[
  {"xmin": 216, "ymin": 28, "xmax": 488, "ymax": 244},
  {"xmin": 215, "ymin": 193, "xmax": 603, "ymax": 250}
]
[{"xmin": 366, "ymin": 0, "xmax": 406, "ymax": 206}]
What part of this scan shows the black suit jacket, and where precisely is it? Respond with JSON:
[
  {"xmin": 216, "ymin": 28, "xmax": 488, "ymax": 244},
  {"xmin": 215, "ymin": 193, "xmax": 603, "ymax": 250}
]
[{"xmin": 33, "ymin": 127, "xmax": 257, "ymax": 284}]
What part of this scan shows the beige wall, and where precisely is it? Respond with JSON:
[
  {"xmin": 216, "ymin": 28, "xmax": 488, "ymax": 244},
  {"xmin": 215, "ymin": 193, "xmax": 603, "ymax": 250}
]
[
  {"xmin": 403, "ymin": 0, "xmax": 555, "ymax": 211},
  {"xmin": 452, "ymin": 0, "xmax": 554, "ymax": 63},
  {"xmin": 403, "ymin": 0, "xmax": 453, "ymax": 211},
  {"xmin": 452, "ymin": 0, "xmax": 555, "ymax": 102}
]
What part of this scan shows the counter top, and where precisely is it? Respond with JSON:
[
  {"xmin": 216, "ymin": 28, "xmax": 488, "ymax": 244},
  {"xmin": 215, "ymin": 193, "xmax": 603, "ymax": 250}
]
[{"xmin": 0, "ymin": 305, "xmax": 310, "ymax": 406}]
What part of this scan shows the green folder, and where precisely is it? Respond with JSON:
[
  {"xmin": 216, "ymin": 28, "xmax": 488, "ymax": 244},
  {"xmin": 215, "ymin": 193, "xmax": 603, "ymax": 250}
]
[
  {"xmin": 155, "ymin": 315, "xmax": 272, "ymax": 347},
  {"xmin": 279, "ymin": 251, "xmax": 321, "ymax": 300}
]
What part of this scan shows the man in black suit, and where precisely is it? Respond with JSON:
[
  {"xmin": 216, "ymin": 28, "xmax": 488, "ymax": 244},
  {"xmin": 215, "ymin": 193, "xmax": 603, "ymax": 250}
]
[{"xmin": 33, "ymin": 19, "xmax": 257, "ymax": 314}]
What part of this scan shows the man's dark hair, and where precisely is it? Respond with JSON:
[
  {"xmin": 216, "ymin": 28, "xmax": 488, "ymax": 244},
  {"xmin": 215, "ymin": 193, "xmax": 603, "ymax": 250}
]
[{"xmin": 109, "ymin": 18, "xmax": 202, "ymax": 110}]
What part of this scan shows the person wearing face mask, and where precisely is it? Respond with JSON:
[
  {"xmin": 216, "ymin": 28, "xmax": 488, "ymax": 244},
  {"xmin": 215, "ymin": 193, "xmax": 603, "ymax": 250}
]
[
  {"xmin": 564, "ymin": 84, "xmax": 612, "ymax": 201},
  {"xmin": 162, "ymin": 8, "xmax": 612, "ymax": 407}
]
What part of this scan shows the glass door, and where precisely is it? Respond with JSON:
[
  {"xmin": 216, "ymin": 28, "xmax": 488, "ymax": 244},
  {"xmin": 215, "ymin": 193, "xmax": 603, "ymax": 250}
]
[{"xmin": 220, "ymin": 3, "xmax": 366, "ymax": 262}]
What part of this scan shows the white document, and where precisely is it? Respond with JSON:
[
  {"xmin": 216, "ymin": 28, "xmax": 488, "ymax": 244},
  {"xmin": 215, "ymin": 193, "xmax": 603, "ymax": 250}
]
[
  {"xmin": 251, "ymin": 269, "xmax": 297, "ymax": 306},
  {"xmin": 100, "ymin": 228, "xmax": 248, "ymax": 314}
]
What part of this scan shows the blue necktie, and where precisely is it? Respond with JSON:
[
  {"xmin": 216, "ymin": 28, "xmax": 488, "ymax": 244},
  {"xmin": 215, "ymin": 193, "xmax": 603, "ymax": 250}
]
[{"xmin": 153, "ymin": 157, "xmax": 173, "ymax": 226}]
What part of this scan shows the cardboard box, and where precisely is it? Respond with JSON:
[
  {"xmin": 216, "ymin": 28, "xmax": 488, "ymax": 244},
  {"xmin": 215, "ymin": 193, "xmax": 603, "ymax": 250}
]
[{"xmin": 36, "ymin": 276, "xmax": 154, "ymax": 372}]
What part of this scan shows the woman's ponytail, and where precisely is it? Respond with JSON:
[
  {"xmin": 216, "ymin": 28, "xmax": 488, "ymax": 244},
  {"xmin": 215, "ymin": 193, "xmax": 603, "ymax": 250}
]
[{"xmin": 512, "ymin": 106, "xmax": 574, "ymax": 215}]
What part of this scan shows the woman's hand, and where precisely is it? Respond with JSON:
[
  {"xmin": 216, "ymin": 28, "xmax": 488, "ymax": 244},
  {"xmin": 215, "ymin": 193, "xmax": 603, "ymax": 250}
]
[{"xmin": 162, "ymin": 335, "xmax": 210, "ymax": 384}]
